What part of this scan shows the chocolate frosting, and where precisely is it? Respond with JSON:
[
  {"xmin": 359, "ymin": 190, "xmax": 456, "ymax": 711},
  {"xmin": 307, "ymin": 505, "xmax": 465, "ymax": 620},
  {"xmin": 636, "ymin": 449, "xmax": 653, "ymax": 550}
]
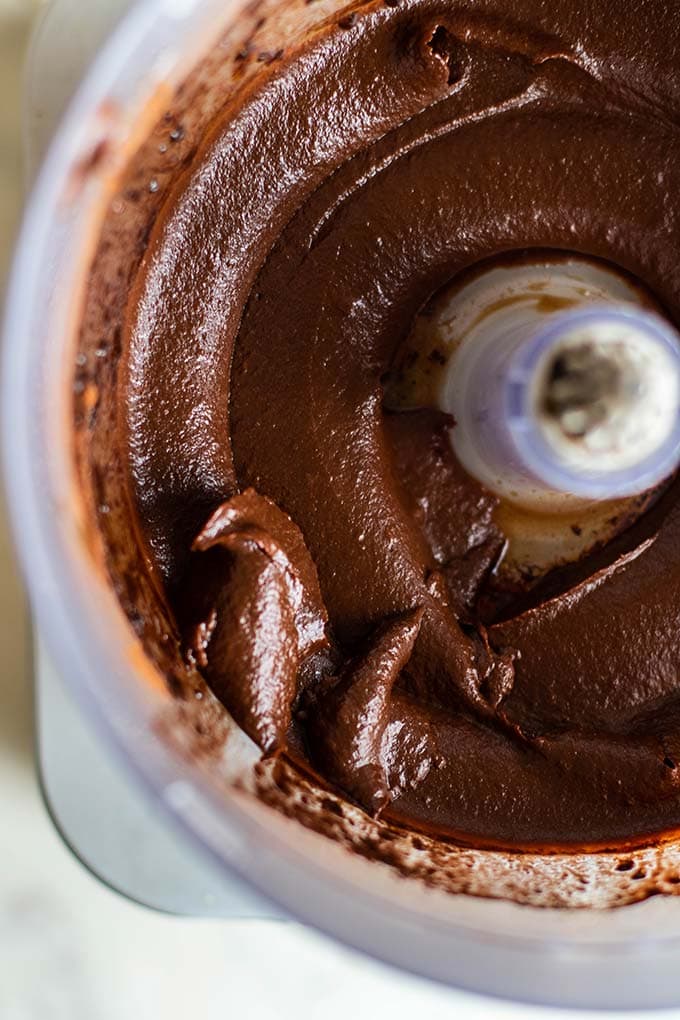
[
  {"xmin": 187, "ymin": 490, "xmax": 329, "ymax": 753},
  {"xmin": 307, "ymin": 607, "xmax": 426, "ymax": 814},
  {"xmin": 116, "ymin": 0, "xmax": 680, "ymax": 848}
]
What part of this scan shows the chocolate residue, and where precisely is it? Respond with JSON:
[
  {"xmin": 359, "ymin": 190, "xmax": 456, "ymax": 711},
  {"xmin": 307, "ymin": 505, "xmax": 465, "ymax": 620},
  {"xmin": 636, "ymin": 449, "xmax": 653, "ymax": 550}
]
[{"xmin": 249, "ymin": 757, "xmax": 680, "ymax": 909}]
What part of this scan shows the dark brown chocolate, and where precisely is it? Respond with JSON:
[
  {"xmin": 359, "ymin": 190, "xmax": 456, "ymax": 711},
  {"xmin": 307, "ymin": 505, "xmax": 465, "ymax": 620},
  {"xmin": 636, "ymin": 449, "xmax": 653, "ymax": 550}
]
[{"xmin": 106, "ymin": 0, "xmax": 680, "ymax": 847}]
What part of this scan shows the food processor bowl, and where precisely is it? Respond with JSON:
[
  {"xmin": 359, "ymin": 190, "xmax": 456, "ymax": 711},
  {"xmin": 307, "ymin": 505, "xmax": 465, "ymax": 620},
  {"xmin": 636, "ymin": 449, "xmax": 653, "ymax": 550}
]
[{"xmin": 5, "ymin": 0, "xmax": 680, "ymax": 1008}]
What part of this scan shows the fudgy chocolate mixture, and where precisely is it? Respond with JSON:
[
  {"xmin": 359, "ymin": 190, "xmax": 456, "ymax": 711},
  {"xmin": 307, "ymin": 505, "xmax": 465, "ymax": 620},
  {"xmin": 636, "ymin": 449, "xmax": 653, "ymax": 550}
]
[{"xmin": 89, "ymin": 0, "xmax": 680, "ymax": 849}]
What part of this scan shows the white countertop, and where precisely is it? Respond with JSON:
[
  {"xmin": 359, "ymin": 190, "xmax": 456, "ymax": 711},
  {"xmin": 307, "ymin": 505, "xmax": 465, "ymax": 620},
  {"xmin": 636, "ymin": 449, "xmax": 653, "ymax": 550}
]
[{"xmin": 1, "ymin": 3, "xmax": 679, "ymax": 1017}]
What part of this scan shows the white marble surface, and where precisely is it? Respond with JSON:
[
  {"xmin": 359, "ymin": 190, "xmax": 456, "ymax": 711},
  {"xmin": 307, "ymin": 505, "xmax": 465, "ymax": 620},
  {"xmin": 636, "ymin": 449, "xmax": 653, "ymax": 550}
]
[{"xmin": 1, "ymin": 3, "xmax": 680, "ymax": 1017}]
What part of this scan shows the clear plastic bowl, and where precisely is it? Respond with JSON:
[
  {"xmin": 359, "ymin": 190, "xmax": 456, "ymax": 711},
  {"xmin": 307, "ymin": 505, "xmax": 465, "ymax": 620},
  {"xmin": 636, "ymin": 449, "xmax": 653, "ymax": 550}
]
[{"xmin": 5, "ymin": 0, "xmax": 680, "ymax": 1008}]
